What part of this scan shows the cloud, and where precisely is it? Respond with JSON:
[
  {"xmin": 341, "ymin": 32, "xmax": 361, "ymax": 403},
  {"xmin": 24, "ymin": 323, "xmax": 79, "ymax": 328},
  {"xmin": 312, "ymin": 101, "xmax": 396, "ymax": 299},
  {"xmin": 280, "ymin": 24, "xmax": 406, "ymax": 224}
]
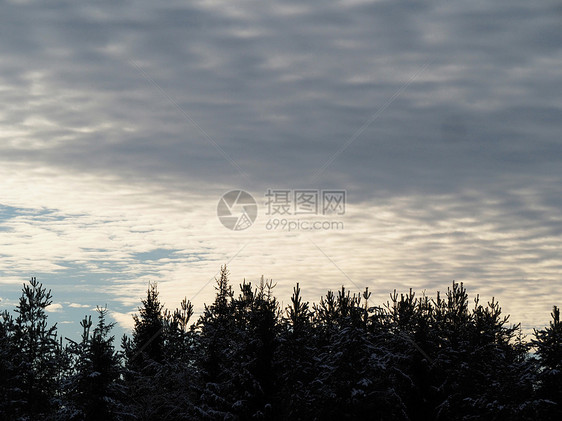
[
  {"xmin": 0, "ymin": 0, "xmax": 560, "ymax": 340},
  {"xmin": 67, "ymin": 303, "xmax": 91, "ymax": 308},
  {"xmin": 46, "ymin": 303, "xmax": 63, "ymax": 313},
  {"xmin": 110, "ymin": 310, "xmax": 136, "ymax": 331},
  {"xmin": 0, "ymin": 0, "xmax": 558, "ymax": 194}
]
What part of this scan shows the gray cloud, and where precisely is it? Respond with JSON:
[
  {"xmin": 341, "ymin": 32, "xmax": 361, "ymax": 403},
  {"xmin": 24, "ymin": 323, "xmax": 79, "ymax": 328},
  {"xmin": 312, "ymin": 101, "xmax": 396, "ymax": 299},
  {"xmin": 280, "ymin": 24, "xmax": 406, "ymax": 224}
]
[
  {"xmin": 0, "ymin": 0, "xmax": 561, "ymax": 337},
  {"xmin": 1, "ymin": 1, "xmax": 559, "ymax": 193}
]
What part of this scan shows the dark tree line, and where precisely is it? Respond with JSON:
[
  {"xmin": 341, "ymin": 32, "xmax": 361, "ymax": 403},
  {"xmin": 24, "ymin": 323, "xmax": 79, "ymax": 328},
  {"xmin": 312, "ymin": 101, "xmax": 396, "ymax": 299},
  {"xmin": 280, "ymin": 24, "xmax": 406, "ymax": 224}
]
[{"xmin": 0, "ymin": 269, "xmax": 561, "ymax": 420}]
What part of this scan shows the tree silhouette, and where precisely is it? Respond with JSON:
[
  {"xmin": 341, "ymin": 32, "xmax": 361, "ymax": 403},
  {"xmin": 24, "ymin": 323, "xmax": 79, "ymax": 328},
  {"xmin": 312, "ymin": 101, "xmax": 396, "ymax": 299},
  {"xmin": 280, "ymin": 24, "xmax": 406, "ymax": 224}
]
[
  {"xmin": 11, "ymin": 277, "xmax": 64, "ymax": 418},
  {"xmin": 62, "ymin": 307, "xmax": 123, "ymax": 420},
  {"xmin": 533, "ymin": 306, "xmax": 562, "ymax": 419},
  {"xmin": 0, "ymin": 272, "xmax": 560, "ymax": 420}
]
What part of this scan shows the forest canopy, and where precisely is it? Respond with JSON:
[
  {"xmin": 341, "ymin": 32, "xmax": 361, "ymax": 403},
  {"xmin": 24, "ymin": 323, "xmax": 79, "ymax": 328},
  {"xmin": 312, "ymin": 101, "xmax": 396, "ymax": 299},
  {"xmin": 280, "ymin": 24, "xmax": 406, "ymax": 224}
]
[{"xmin": 0, "ymin": 268, "xmax": 561, "ymax": 420}]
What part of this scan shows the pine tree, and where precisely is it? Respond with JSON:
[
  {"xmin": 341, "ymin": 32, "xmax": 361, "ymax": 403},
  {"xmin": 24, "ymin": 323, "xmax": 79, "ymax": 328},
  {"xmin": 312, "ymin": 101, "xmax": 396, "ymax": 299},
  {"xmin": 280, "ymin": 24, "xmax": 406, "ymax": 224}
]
[
  {"xmin": 127, "ymin": 282, "xmax": 164, "ymax": 365},
  {"xmin": 230, "ymin": 277, "xmax": 279, "ymax": 419},
  {"xmin": 197, "ymin": 265, "xmax": 235, "ymax": 386},
  {"xmin": 276, "ymin": 283, "xmax": 314, "ymax": 420},
  {"xmin": 0, "ymin": 309, "xmax": 19, "ymax": 418},
  {"xmin": 424, "ymin": 283, "xmax": 535, "ymax": 420},
  {"xmin": 311, "ymin": 287, "xmax": 408, "ymax": 421},
  {"xmin": 382, "ymin": 288, "xmax": 436, "ymax": 421},
  {"xmin": 163, "ymin": 297, "xmax": 194, "ymax": 363},
  {"xmin": 154, "ymin": 298, "xmax": 199, "ymax": 419},
  {"xmin": 62, "ymin": 307, "xmax": 124, "ymax": 421},
  {"xmin": 11, "ymin": 277, "xmax": 64, "ymax": 419},
  {"xmin": 533, "ymin": 306, "xmax": 562, "ymax": 419},
  {"xmin": 196, "ymin": 266, "xmax": 242, "ymax": 419},
  {"xmin": 121, "ymin": 282, "xmax": 168, "ymax": 420}
]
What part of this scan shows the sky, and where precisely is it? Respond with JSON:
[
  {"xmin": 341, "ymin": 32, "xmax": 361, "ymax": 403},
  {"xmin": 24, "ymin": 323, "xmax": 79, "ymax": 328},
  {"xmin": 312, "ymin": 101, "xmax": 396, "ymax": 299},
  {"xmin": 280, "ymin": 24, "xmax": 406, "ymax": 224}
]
[{"xmin": 0, "ymin": 0, "xmax": 561, "ymax": 342}]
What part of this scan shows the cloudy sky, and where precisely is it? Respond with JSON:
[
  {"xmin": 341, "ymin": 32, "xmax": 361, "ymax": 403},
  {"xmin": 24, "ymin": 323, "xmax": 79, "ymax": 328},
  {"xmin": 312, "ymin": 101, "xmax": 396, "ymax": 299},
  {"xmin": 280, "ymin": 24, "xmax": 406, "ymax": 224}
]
[{"xmin": 0, "ymin": 0, "xmax": 561, "ymax": 341}]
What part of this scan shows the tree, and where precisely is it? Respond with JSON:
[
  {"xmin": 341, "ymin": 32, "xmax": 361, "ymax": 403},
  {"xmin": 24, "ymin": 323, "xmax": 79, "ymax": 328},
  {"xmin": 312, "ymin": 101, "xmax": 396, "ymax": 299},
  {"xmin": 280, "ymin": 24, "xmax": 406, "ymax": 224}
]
[
  {"xmin": 533, "ymin": 306, "xmax": 562, "ymax": 419},
  {"xmin": 127, "ymin": 282, "xmax": 165, "ymax": 365},
  {"xmin": 8, "ymin": 277, "xmax": 64, "ymax": 419},
  {"xmin": 196, "ymin": 265, "xmax": 237, "ymax": 419},
  {"xmin": 309, "ymin": 287, "xmax": 408, "ymax": 421},
  {"xmin": 162, "ymin": 297, "xmax": 194, "ymax": 363},
  {"xmin": 61, "ymin": 307, "xmax": 124, "ymax": 421},
  {"xmin": 275, "ymin": 283, "xmax": 315, "ymax": 419},
  {"xmin": 0, "ymin": 309, "xmax": 19, "ymax": 418},
  {"xmin": 424, "ymin": 284, "xmax": 536, "ymax": 420},
  {"xmin": 230, "ymin": 277, "xmax": 279, "ymax": 420},
  {"xmin": 151, "ymin": 297, "xmax": 199, "ymax": 420},
  {"xmin": 3, "ymin": 272, "xmax": 561, "ymax": 420},
  {"xmin": 121, "ymin": 282, "xmax": 169, "ymax": 420}
]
